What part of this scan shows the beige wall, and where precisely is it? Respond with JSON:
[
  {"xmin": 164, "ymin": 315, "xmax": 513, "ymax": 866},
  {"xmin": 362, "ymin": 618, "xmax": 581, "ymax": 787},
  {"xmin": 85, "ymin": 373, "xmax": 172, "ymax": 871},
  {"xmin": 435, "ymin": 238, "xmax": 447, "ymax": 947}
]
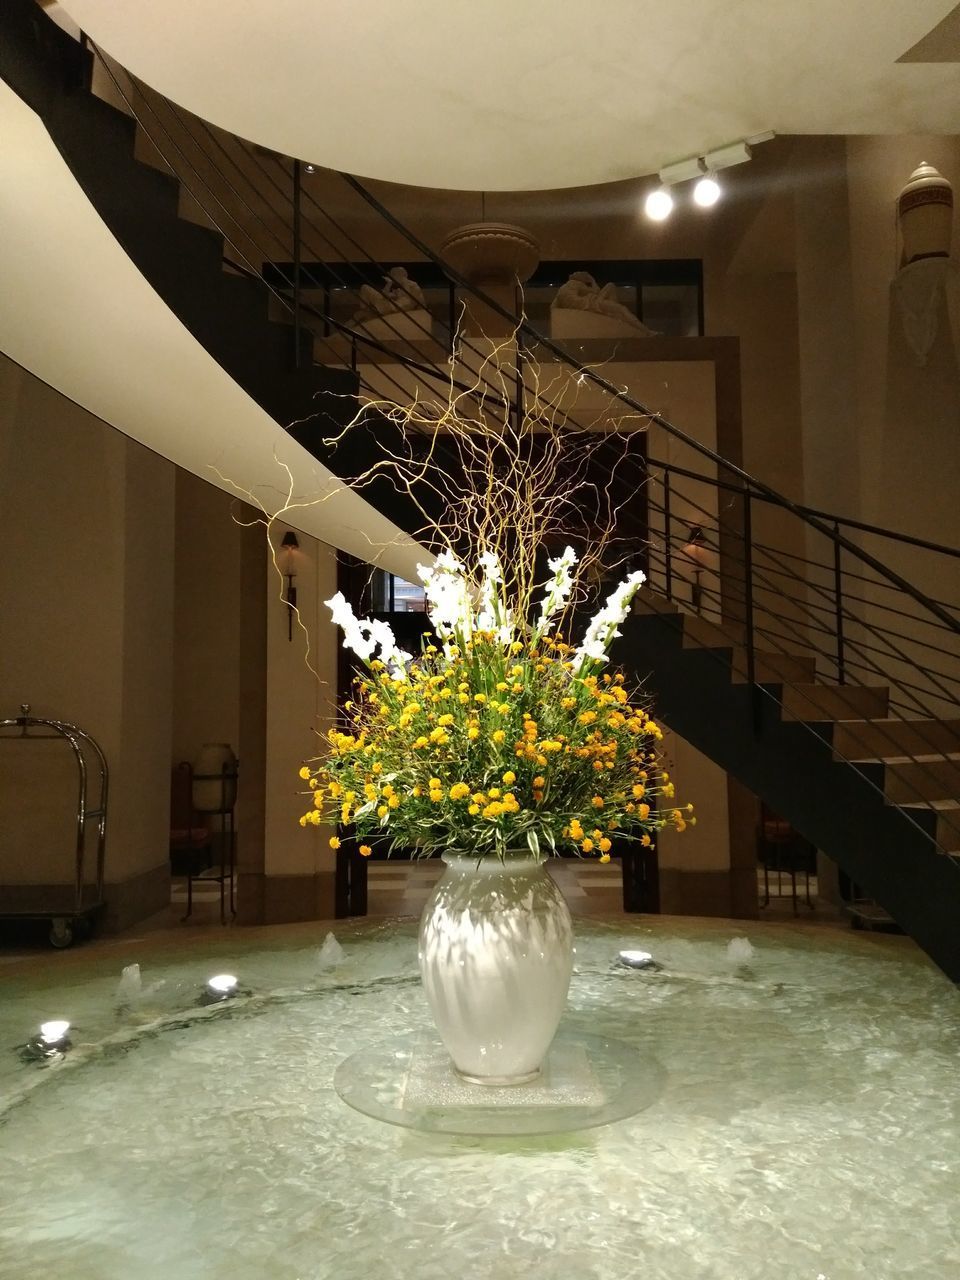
[
  {"xmin": 171, "ymin": 470, "xmax": 242, "ymax": 763},
  {"xmin": 0, "ymin": 355, "xmax": 173, "ymax": 926}
]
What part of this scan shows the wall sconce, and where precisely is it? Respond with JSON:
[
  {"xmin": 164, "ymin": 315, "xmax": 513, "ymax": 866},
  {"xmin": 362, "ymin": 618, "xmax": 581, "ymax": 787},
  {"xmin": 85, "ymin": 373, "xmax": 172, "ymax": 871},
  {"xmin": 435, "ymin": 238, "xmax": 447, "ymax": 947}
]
[
  {"xmin": 680, "ymin": 526, "xmax": 716, "ymax": 613},
  {"xmin": 278, "ymin": 530, "xmax": 299, "ymax": 641}
]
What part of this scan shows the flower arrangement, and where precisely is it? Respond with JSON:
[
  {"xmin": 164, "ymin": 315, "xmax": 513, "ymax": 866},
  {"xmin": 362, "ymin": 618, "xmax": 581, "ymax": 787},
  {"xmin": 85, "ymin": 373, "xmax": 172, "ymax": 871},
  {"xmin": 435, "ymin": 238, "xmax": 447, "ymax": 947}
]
[{"xmin": 299, "ymin": 547, "xmax": 692, "ymax": 861}]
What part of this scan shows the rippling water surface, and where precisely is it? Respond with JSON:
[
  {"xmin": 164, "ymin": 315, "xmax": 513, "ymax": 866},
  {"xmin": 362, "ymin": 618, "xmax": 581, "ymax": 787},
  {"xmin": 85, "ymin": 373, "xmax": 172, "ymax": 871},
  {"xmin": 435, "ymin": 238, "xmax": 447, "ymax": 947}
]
[{"xmin": 0, "ymin": 919, "xmax": 958, "ymax": 1280}]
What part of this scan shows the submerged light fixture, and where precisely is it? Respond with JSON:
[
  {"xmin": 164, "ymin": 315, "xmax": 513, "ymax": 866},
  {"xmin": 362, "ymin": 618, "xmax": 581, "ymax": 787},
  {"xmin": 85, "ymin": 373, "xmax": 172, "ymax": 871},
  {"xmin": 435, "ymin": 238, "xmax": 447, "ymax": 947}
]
[
  {"xmin": 618, "ymin": 950, "xmax": 661, "ymax": 971},
  {"xmin": 22, "ymin": 1019, "xmax": 72, "ymax": 1061},
  {"xmin": 203, "ymin": 974, "xmax": 239, "ymax": 1004}
]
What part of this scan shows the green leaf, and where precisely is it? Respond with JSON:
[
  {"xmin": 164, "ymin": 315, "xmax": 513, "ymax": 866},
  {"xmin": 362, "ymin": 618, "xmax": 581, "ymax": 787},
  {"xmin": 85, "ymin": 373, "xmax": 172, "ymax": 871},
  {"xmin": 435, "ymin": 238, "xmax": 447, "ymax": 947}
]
[{"xmin": 526, "ymin": 829, "xmax": 541, "ymax": 859}]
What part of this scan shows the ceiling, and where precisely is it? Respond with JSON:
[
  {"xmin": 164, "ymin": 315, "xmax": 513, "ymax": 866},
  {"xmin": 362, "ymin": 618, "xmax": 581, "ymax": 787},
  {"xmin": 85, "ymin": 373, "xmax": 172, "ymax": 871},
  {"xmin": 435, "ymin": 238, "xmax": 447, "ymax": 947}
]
[
  {"xmin": 0, "ymin": 76, "xmax": 426, "ymax": 582},
  {"xmin": 60, "ymin": 0, "xmax": 960, "ymax": 191}
]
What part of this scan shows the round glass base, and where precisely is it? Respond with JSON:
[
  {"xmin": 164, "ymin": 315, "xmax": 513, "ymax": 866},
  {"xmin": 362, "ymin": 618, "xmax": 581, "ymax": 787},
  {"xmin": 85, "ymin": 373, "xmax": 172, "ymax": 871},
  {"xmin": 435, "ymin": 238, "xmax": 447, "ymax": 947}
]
[{"xmin": 334, "ymin": 1028, "xmax": 666, "ymax": 1136}]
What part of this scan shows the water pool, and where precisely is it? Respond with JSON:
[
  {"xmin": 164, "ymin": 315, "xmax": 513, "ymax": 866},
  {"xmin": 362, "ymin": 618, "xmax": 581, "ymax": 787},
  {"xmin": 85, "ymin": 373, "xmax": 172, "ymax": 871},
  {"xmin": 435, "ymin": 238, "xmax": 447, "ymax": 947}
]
[{"xmin": 1, "ymin": 917, "xmax": 958, "ymax": 1280}]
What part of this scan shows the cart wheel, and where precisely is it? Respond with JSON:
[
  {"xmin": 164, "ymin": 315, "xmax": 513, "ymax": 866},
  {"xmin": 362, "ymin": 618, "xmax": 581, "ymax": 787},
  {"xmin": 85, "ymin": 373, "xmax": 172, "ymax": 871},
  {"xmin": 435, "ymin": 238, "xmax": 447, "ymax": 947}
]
[{"xmin": 48, "ymin": 918, "xmax": 74, "ymax": 949}]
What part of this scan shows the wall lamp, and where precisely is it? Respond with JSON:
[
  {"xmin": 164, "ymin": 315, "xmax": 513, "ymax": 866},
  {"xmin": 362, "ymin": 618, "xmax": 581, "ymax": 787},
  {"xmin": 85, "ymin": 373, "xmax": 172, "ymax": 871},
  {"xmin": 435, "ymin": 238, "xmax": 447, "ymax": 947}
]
[{"xmin": 278, "ymin": 530, "xmax": 300, "ymax": 641}]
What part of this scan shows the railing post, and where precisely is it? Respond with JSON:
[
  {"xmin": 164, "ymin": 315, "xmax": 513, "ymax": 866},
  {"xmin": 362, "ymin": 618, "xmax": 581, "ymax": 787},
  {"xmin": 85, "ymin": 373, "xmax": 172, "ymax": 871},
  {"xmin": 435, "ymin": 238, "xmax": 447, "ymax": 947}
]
[
  {"xmin": 743, "ymin": 489, "xmax": 758, "ymax": 721},
  {"xmin": 293, "ymin": 159, "xmax": 302, "ymax": 370},
  {"xmin": 663, "ymin": 469, "xmax": 672, "ymax": 600},
  {"xmin": 833, "ymin": 519, "xmax": 846, "ymax": 685}
]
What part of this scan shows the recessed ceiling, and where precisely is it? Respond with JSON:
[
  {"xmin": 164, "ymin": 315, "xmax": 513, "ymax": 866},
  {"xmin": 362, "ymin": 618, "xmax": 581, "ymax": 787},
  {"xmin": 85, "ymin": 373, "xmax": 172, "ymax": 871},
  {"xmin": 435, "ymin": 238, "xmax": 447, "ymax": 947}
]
[{"xmin": 61, "ymin": 0, "xmax": 960, "ymax": 191}]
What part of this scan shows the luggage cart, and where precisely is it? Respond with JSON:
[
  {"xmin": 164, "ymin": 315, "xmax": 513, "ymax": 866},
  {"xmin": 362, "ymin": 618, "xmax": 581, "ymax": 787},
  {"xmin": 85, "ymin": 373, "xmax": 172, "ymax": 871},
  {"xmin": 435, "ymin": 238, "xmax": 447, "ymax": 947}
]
[{"xmin": 0, "ymin": 704, "xmax": 108, "ymax": 947}]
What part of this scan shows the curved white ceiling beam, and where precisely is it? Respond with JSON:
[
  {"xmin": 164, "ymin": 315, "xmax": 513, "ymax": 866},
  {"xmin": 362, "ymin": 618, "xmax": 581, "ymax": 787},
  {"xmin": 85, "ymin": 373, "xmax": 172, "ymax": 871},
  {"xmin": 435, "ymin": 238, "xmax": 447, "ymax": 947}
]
[
  {"xmin": 62, "ymin": 0, "xmax": 958, "ymax": 191},
  {"xmin": 0, "ymin": 78, "xmax": 427, "ymax": 582}
]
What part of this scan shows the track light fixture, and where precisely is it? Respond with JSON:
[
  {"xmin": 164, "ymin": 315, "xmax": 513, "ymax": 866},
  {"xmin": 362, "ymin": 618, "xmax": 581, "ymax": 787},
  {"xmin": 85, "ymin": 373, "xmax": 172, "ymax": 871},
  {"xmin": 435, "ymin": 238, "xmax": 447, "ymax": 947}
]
[{"xmin": 648, "ymin": 135, "xmax": 768, "ymax": 220}]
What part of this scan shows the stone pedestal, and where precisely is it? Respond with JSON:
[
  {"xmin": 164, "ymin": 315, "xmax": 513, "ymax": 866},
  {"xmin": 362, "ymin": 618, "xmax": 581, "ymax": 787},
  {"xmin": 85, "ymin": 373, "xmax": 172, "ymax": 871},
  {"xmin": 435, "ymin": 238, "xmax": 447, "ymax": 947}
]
[{"xmin": 440, "ymin": 221, "xmax": 539, "ymax": 339}]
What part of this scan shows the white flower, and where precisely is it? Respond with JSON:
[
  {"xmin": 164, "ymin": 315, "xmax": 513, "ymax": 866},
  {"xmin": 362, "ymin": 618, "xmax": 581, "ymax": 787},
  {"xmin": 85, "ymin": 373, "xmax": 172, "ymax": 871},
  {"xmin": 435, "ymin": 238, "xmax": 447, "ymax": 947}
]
[
  {"xmin": 476, "ymin": 549, "xmax": 513, "ymax": 640},
  {"xmin": 324, "ymin": 591, "xmax": 375, "ymax": 661},
  {"xmin": 324, "ymin": 593, "xmax": 410, "ymax": 677},
  {"xmin": 535, "ymin": 546, "xmax": 577, "ymax": 637},
  {"xmin": 574, "ymin": 569, "xmax": 646, "ymax": 669},
  {"xmin": 417, "ymin": 554, "xmax": 474, "ymax": 640}
]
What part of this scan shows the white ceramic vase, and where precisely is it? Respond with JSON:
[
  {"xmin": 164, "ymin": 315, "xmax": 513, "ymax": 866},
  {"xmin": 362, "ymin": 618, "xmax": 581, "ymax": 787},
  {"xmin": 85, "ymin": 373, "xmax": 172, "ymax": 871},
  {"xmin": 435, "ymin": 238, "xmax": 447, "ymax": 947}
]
[{"xmin": 418, "ymin": 852, "xmax": 574, "ymax": 1085}]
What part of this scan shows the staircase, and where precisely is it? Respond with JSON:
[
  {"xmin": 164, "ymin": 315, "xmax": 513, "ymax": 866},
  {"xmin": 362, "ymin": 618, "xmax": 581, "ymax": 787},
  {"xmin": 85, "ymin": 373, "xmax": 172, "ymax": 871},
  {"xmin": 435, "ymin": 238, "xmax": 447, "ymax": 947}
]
[
  {"xmin": 617, "ymin": 596, "xmax": 960, "ymax": 973},
  {"xmin": 4, "ymin": 0, "xmax": 960, "ymax": 979}
]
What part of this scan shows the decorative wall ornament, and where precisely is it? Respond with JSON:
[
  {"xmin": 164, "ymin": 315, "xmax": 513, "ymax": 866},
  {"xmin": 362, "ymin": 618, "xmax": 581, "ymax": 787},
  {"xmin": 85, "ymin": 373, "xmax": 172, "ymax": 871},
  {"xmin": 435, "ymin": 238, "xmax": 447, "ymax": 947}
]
[
  {"xmin": 891, "ymin": 256, "xmax": 959, "ymax": 366},
  {"xmin": 897, "ymin": 163, "xmax": 953, "ymax": 267},
  {"xmin": 552, "ymin": 271, "xmax": 657, "ymax": 334}
]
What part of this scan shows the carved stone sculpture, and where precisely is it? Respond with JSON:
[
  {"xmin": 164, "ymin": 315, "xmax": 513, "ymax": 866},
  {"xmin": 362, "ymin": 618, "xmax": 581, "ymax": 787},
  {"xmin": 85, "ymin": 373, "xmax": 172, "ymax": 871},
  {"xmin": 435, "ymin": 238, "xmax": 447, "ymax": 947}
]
[
  {"xmin": 353, "ymin": 266, "xmax": 426, "ymax": 325},
  {"xmin": 552, "ymin": 271, "xmax": 656, "ymax": 334}
]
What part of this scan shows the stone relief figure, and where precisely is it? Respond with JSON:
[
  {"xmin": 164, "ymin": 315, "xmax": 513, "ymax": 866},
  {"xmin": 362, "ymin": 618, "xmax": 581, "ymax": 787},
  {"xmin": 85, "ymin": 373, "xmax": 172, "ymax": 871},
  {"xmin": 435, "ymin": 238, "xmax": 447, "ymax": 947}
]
[
  {"xmin": 353, "ymin": 266, "xmax": 427, "ymax": 324},
  {"xmin": 552, "ymin": 271, "xmax": 656, "ymax": 333}
]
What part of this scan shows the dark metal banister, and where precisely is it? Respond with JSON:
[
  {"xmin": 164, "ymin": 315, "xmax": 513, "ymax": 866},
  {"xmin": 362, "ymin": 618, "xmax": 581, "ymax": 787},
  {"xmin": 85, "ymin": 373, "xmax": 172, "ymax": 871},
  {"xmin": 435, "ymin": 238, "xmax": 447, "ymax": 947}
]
[
  {"xmin": 339, "ymin": 172, "xmax": 960, "ymax": 642},
  {"xmin": 643, "ymin": 453, "xmax": 960, "ymax": 563}
]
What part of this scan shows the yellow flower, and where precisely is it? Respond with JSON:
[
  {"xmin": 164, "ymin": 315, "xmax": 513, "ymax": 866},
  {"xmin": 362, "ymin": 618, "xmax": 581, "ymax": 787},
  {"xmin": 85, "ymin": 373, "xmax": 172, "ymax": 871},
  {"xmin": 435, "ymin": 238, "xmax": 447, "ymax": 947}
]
[
  {"xmin": 569, "ymin": 820, "xmax": 584, "ymax": 840},
  {"xmin": 510, "ymin": 641, "xmax": 523, "ymax": 654},
  {"xmin": 487, "ymin": 787, "xmax": 501, "ymax": 799},
  {"xmin": 496, "ymin": 682, "xmax": 508, "ymax": 692},
  {"xmin": 429, "ymin": 790, "xmax": 443, "ymax": 803},
  {"xmin": 299, "ymin": 766, "xmax": 312, "ymax": 780},
  {"xmin": 468, "ymin": 803, "xmax": 480, "ymax": 815},
  {"xmin": 438, "ymin": 714, "xmax": 454, "ymax": 727},
  {"xmin": 632, "ymin": 783, "xmax": 646, "ymax": 799},
  {"xmin": 599, "ymin": 837, "xmax": 612, "ymax": 853},
  {"xmin": 299, "ymin": 814, "xmax": 308, "ymax": 827},
  {"xmin": 329, "ymin": 836, "xmax": 341, "ymax": 850},
  {"xmin": 388, "ymin": 795, "xmax": 400, "ymax": 809},
  {"xmin": 377, "ymin": 805, "xmax": 389, "ymax": 818},
  {"xmin": 359, "ymin": 845, "xmax": 372, "ymax": 857},
  {"xmin": 579, "ymin": 710, "xmax": 597, "ymax": 725},
  {"xmin": 492, "ymin": 729, "xmax": 506, "ymax": 744},
  {"xmin": 581, "ymin": 838, "xmax": 594, "ymax": 852},
  {"xmin": 467, "ymin": 726, "xmax": 480, "ymax": 740},
  {"xmin": 502, "ymin": 771, "xmax": 516, "ymax": 785},
  {"xmin": 599, "ymin": 853, "xmax": 611, "ymax": 864},
  {"xmin": 449, "ymin": 782, "xmax": 471, "ymax": 800},
  {"xmin": 641, "ymin": 833, "xmax": 652, "ymax": 847},
  {"xmin": 591, "ymin": 795, "xmax": 604, "ymax": 808},
  {"xmin": 474, "ymin": 693, "xmax": 487, "ymax": 704},
  {"xmin": 638, "ymin": 803, "xmax": 651, "ymax": 820},
  {"xmin": 532, "ymin": 775, "xmax": 546, "ymax": 788},
  {"xmin": 372, "ymin": 762, "xmax": 383, "ymax": 774}
]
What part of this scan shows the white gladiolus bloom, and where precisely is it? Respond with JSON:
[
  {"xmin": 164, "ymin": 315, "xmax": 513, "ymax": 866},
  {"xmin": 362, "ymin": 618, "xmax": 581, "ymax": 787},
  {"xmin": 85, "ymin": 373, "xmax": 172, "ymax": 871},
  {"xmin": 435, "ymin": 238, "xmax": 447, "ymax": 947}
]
[
  {"xmin": 574, "ymin": 569, "xmax": 646, "ymax": 669},
  {"xmin": 324, "ymin": 593, "xmax": 410, "ymax": 676},
  {"xmin": 417, "ymin": 554, "xmax": 474, "ymax": 640},
  {"xmin": 535, "ymin": 545, "xmax": 577, "ymax": 636},
  {"xmin": 475, "ymin": 550, "xmax": 514, "ymax": 641}
]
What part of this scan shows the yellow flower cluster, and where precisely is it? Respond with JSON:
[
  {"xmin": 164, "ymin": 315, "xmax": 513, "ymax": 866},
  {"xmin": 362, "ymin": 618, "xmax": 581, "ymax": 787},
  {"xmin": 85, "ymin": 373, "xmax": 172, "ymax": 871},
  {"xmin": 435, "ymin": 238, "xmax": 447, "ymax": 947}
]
[{"xmin": 296, "ymin": 630, "xmax": 690, "ymax": 861}]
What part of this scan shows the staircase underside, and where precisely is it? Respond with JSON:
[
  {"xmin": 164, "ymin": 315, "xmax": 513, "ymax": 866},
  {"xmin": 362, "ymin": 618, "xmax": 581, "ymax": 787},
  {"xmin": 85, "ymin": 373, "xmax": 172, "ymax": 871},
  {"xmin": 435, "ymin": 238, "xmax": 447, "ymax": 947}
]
[{"xmin": 618, "ymin": 610, "xmax": 960, "ymax": 982}]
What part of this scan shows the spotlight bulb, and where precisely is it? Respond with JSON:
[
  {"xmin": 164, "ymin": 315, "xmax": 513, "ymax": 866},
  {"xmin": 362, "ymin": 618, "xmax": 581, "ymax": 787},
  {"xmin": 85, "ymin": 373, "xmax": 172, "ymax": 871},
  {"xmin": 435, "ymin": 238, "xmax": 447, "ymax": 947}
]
[
  {"xmin": 694, "ymin": 174, "xmax": 721, "ymax": 208},
  {"xmin": 618, "ymin": 949, "xmax": 661, "ymax": 971},
  {"xmin": 644, "ymin": 188, "xmax": 673, "ymax": 222}
]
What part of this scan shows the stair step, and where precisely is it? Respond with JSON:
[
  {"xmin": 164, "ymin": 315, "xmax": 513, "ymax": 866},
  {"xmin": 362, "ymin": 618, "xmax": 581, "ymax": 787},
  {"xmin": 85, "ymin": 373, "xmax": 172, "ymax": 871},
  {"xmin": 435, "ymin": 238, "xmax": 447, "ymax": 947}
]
[
  {"xmin": 729, "ymin": 648, "xmax": 818, "ymax": 684},
  {"xmin": 632, "ymin": 589, "xmax": 679, "ymax": 618},
  {"xmin": 833, "ymin": 719, "xmax": 960, "ymax": 761},
  {"xmin": 780, "ymin": 683, "xmax": 889, "ymax": 722},
  {"xmin": 680, "ymin": 614, "xmax": 745, "ymax": 649},
  {"xmin": 884, "ymin": 757, "xmax": 960, "ymax": 805},
  {"xmin": 898, "ymin": 801, "xmax": 960, "ymax": 855}
]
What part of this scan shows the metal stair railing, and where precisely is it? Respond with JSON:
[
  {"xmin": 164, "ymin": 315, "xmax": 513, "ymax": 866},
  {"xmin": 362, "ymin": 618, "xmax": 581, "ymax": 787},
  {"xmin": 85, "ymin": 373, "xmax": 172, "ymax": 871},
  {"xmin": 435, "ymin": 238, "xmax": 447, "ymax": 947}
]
[{"xmin": 80, "ymin": 37, "xmax": 960, "ymax": 864}]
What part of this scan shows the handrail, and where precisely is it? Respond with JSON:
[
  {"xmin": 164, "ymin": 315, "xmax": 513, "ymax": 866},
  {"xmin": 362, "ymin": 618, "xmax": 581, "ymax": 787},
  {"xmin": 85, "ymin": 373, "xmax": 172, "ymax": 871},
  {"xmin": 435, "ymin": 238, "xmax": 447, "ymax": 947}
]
[
  {"xmin": 340, "ymin": 173, "xmax": 960, "ymax": 642},
  {"xmin": 642, "ymin": 454, "xmax": 960, "ymax": 561},
  {"xmin": 73, "ymin": 37, "xmax": 960, "ymax": 857}
]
